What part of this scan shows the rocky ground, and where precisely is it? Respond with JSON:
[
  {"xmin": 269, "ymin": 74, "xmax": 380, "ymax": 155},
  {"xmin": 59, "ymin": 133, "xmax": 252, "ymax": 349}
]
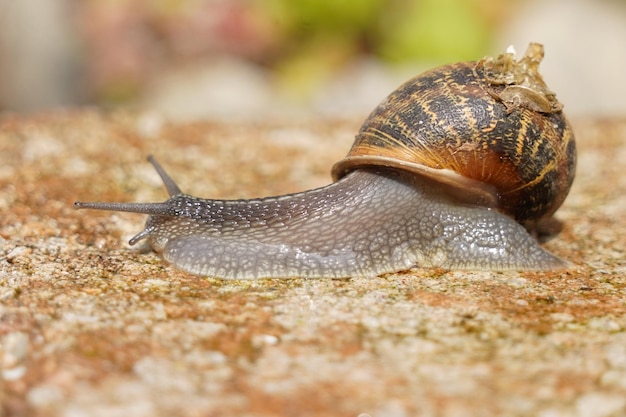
[{"xmin": 1, "ymin": 111, "xmax": 625, "ymax": 417}]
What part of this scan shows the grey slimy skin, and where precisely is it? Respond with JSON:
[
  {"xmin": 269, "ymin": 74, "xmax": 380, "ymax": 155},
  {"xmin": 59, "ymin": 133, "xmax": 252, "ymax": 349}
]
[{"xmin": 74, "ymin": 156, "xmax": 565, "ymax": 279}]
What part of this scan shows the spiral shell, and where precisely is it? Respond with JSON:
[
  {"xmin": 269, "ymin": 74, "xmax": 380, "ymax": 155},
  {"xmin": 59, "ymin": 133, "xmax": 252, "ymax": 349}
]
[{"xmin": 332, "ymin": 44, "xmax": 576, "ymax": 224}]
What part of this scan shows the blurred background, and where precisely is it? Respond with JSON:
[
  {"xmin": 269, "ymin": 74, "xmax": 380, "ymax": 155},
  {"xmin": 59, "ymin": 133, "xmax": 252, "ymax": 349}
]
[{"xmin": 0, "ymin": 0, "xmax": 625, "ymax": 121}]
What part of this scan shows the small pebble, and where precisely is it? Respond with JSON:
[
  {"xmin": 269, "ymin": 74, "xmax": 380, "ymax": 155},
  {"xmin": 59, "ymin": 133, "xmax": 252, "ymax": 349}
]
[
  {"xmin": 6, "ymin": 246, "xmax": 31, "ymax": 260},
  {"xmin": 2, "ymin": 331, "xmax": 29, "ymax": 368}
]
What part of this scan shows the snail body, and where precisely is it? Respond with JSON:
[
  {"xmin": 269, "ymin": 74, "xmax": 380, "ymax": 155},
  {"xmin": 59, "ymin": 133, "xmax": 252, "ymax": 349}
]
[{"xmin": 75, "ymin": 43, "xmax": 576, "ymax": 279}]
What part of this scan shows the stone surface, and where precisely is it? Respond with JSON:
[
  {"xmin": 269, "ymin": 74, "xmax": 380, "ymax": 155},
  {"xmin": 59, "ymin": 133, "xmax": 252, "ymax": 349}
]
[{"xmin": 0, "ymin": 110, "xmax": 625, "ymax": 417}]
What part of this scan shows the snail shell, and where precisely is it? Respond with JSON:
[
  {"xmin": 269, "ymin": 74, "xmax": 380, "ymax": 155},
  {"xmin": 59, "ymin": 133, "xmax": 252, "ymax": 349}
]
[
  {"xmin": 75, "ymin": 43, "xmax": 576, "ymax": 279},
  {"xmin": 333, "ymin": 43, "xmax": 576, "ymax": 226}
]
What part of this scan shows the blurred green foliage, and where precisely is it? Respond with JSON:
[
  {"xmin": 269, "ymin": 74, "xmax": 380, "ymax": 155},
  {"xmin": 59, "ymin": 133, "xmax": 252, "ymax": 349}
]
[
  {"xmin": 262, "ymin": 0, "xmax": 500, "ymax": 97},
  {"xmin": 265, "ymin": 0, "xmax": 497, "ymax": 63},
  {"xmin": 377, "ymin": 0, "xmax": 492, "ymax": 62}
]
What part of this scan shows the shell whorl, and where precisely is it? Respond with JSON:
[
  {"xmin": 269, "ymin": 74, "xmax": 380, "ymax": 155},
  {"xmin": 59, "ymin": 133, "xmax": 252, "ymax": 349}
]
[{"xmin": 332, "ymin": 54, "xmax": 576, "ymax": 224}]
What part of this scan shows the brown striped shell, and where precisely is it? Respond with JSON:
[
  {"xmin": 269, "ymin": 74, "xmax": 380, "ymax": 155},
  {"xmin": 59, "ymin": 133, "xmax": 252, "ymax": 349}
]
[{"xmin": 331, "ymin": 43, "xmax": 576, "ymax": 225}]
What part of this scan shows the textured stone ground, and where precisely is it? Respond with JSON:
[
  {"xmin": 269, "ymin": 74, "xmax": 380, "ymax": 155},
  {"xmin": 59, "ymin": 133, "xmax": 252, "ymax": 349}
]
[{"xmin": 1, "ymin": 111, "xmax": 625, "ymax": 417}]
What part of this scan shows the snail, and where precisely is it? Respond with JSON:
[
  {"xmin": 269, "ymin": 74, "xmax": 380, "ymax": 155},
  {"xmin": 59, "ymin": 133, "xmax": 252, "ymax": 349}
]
[{"xmin": 75, "ymin": 43, "xmax": 576, "ymax": 279}]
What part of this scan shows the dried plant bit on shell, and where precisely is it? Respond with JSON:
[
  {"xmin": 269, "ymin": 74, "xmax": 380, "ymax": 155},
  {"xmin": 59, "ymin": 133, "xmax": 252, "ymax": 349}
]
[{"xmin": 480, "ymin": 42, "xmax": 563, "ymax": 113}]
